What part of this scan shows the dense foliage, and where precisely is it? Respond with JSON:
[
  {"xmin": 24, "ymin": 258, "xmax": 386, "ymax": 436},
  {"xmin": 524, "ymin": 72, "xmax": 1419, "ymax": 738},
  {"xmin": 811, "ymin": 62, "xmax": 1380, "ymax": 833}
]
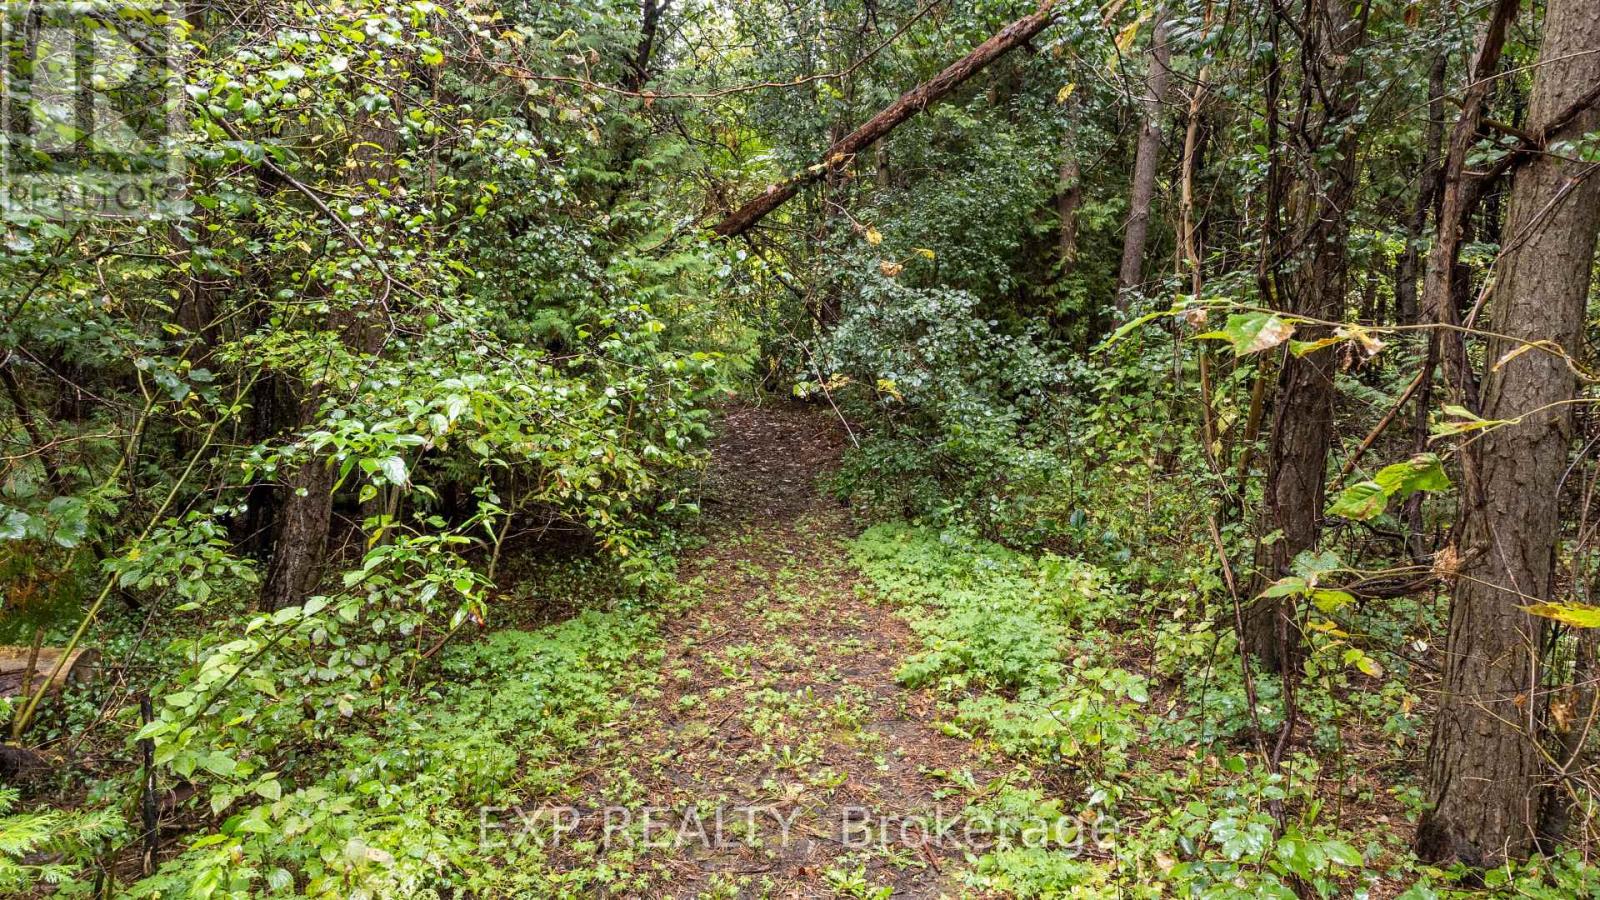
[{"xmin": 4, "ymin": 0, "xmax": 1600, "ymax": 895}]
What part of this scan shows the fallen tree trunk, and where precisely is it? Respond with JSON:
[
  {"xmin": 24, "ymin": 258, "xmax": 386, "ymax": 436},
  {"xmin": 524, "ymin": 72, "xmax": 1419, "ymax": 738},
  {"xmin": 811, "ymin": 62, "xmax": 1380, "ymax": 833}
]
[
  {"xmin": 1, "ymin": 645, "xmax": 99, "ymax": 699},
  {"xmin": 713, "ymin": 0, "xmax": 1060, "ymax": 238}
]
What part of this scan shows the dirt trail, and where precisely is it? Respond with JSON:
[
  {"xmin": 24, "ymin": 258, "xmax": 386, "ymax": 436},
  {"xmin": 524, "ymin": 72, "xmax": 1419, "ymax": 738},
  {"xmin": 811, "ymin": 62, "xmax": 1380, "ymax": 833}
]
[{"xmin": 567, "ymin": 405, "xmax": 985, "ymax": 898}]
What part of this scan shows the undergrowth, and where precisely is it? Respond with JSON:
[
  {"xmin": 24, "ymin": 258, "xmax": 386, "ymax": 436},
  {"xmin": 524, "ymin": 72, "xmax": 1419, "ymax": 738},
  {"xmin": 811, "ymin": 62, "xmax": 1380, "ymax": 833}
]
[
  {"xmin": 126, "ymin": 605, "xmax": 663, "ymax": 897},
  {"xmin": 850, "ymin": 523, "xmax": 1600, "ymax": 899}
]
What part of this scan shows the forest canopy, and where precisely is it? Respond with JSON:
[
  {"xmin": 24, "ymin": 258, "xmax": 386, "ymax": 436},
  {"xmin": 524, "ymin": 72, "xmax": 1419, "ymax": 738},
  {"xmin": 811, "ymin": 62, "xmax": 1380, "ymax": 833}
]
[{"xmin": 2, "ymin": 0, "xmax": 1600, "ymax": 896}]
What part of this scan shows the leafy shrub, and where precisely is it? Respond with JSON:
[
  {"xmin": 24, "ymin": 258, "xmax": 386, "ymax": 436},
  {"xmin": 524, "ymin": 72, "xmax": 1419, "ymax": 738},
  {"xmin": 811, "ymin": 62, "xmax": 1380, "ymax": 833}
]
[
  {"xmin": 129, "ymin": 608, "xmax": 657, "ymax": 897},
  {"xmin": 810, "ymin": 273, "xmax": 1067, "ymax": 535}
]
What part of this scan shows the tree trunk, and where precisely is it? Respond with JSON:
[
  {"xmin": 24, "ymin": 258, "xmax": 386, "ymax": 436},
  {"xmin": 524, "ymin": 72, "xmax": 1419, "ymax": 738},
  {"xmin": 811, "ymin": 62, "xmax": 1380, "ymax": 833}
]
[
  {"xmin": 1177, "ymin": 59, "xmax": 1208, "ymax": 298},
  {"xmin": 260, "ymin": 109, "xmax": 397, "ymax": 610},
  {"xmin": 1395, "ymin": 54, "xmax": 1446, "ymax": 326},
  {"xmin": 601, "ymin": 0, "xmax": 670, "ymax": 214},
  {"xmin": 1417, "ymin": 0, "xmax": 1600, "ymax": 865},
  {"xmin": 627, "ymin": 0, "xmax": 666, "ymax": 92},
  {"xmin": 1244, "ymin": 0, "xmax": 1366, "ymax": 670},
  {"xmin": 712, "ymin": 0, "xmax": 1060, "ymax": 238},
  {"xmin": 258, "ymin": 389, "xmax": 337, "ymax": 612},
  {"xmin": 0, "ymin": 360, "xmax": 65, "ymax": 493},
  {"xmin": 1115, "ymin": 10, "xmax": 1172, "ymax": 303},
  {"xmin": 1057, "ymin": 135, "xmax": 1081, "ymax": 269},
  {"xmin": 1418, "ymin": 0, "xmax": 1520, "ymax": 411}
]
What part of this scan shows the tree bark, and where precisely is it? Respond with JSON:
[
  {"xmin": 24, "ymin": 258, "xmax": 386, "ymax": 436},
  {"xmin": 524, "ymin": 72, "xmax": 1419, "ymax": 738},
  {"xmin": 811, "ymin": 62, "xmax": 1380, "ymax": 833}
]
[
  {"xmin": 1115, "ymin": 10, "xmax": 1172, "ymax": 302},
  {"xmin": 1244, "ymin": 0, "xmax": 1366, "ymax": 671},
  {"xmin": 1178, "ymin": 58, "xmax": 1209, "ymax": 298},
  {"xmin": 1418, "ymin": 0, "xmax": 1520, "ymax": 412},
  {"xmin": 712, "ymin": 0, "xmax": 1060, "ymax": 238},
  {"xmin": 1395, "ymin": 54, "xmax": 1447, "ymax": 326},
  {"xmin": 1417, "ymin": 0, "xmax": 1600, "ymax": 865},
  {"xmin": 627, "ymin": 0, "xmax": 666, "ymax": 92},
  {"xmin": 259, "ymin": 390, "xmax": 338, "ymax": 611},
  {"xmin": 1057, "ymin": 135, "xmax": 1082, "ymax": 268}
]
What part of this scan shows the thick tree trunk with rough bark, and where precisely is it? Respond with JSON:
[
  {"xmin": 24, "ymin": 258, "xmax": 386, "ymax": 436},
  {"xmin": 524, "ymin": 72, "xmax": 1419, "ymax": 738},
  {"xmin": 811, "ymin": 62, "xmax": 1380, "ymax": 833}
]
[
  {"xmin": 1417, "ymin": 0, "xmax": 1600, "ymax": 866},
  {"xmin": 712, "ymin": 0, "xmax": 1059, "ymax": 238},
  {"xmin": 1244, "ymin": 0, "xmax": 1365, "ymax": 671},
  {"xmin": 1115, "ymin": 10, "xmax": 1171, "ymax": 302},
  {"xmin": 258, "ymin": 387, "xmax": 338, "ymax": 612}
]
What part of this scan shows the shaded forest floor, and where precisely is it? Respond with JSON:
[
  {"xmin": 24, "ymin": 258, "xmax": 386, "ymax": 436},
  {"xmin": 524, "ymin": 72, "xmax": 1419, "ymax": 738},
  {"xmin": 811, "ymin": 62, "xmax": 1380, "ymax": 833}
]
[
  {"xmin": 503, "ymin": 405, "xmax": 1452, "ymax": 898},
  {"xmin": 547, "ymin": 405, "xmax": 989, "ymax": 896},
  {"xmin": 51, "ymin": 403, "xmax": 1480, "ymax": 898},
  {"xmin": 25, "ymin": 406, "xmax": 1571, "ymax": 898}
]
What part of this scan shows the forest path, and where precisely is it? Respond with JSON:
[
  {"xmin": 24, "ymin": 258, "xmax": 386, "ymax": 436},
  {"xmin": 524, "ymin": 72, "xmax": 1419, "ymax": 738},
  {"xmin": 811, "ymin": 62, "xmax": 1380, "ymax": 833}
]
[{"xmin": 564, "ymin": 405, "xmax": 985, "ymax": 898}]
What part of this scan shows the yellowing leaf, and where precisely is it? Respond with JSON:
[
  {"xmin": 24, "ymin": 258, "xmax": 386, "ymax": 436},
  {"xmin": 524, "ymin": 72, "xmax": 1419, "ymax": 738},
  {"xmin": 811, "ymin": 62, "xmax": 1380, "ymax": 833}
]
[
  {"xmin": 1311, "ymin": 589, "xmax": 1355, "ymax": 613},
  {"xmin": 1347, "ymin": 325, "xmax": 1385, "ymax": 357},
  {"xmin": 1114, "ymin": 15, "xmax": 1145, "ymax": 53},
  {"xmin": 1290, "ymin": 325, "xmax": 1384, "ymax": 358},
  {"xmin": 1289, "ymin": 335, "xmax": 1342, "ymax": 357},
  {"xmin": 864, "ymin": 227, "xmax": 883, "ymax": 246},
  {"xmin": 1523, "ymin": 601, "xmax": 1600, "ymax": 628},
  {"xmin": 1431, "ymin": 404, "xmax": 1518, "ymax": 439},
  {"xmin": 1342, "ymin": 648, "xmax": 1383, "ymax": 678},
  {"xmin": 1056, "ymin": 82, "xmax": 1078, "ymax": 103}
]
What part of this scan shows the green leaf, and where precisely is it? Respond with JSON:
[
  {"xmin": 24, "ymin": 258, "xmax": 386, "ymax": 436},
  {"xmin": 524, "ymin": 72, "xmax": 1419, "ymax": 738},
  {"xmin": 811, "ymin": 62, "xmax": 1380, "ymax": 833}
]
[
  {"xmin": 1100, "ymin": 305, "xmax": 1183, "ymax": 349},
  {"xmin": 254, "ymin": 777, "xmax": 282, "ymax": 801},
  {"xmin": 46, "ymin": 496, "xmax": 89, "ymax": 548},
  {"xmin": 1342, "ymin": 648, "xmax": 1383, "ymax": 678},
  {"xmin": 378, "ymin": 456, "xmax": 408, "ymax": 486},
  {"xmin": 1310, "ymin": 589, "xmax": 1355, "ymax": 613},
  {"xmin": 1328, "ymin": 481, "xmax": 1387, "ymax": 520},
  {"xmin": 201, "ymin": 751, "xmax": 238, "ymax": 777},
  {"xmin": 1195, "ymin": 312, "xmax": 1295, "ymax": 357},
  {"xmin": 1323, "ymin": 839, "xmax": 1364, "ymax": 866},
  {"xmin": 1290, "ymin": 550, "xmax": 1342, "ymax": 579},
  {"xmin": 0, "ymin": 507, "xmax": 30, "ymax": 541},
  {"xmin": 1261, "ymin": 576, "xmax": 1309, "ymax": 598},
  {"xmin": 1373, "ymin": 453, "xmax": 1450, "ymax": 500},
  {"xmin": 1330, "ymin": 455, "xmax": 1450, "ymax": 521}
]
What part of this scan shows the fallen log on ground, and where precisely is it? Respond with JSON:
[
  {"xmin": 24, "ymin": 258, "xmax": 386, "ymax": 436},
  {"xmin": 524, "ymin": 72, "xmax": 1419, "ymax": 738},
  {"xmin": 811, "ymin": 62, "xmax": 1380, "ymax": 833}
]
[{"xmin": 1, "ymin": 645, "xmax": 99, "ymax": 699}]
